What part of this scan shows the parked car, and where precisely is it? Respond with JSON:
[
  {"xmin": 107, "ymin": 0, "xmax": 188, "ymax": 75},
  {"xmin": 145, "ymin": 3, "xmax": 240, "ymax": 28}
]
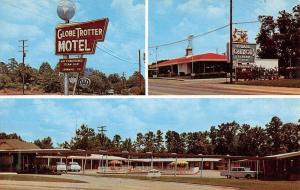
[
  {"xmin": 147, "ymin": 169, "xmax": 161, "ymax": 177},
  {"xmin": 56, "ymin": 162, "xmax": 67, "ymax": 173},
  {"xmin": 220, "ymin": 167, "xmax": 256, "ymax": 179},
  {"xmin": 67, "ymin": 162, "xmax": 81, "ymax": 172}
]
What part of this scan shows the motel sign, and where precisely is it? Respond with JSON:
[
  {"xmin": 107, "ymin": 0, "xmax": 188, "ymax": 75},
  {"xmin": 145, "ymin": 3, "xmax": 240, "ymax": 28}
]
[{"xmin": 55, "ymin": 18, "xmax": 109, "ymax": 55}]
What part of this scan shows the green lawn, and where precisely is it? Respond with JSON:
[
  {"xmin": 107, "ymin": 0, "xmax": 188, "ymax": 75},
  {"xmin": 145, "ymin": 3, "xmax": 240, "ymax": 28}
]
[
  {"xmin": 0, "ymin": 174, "xmax": 85, "ymax": 183},
  {"xmin": 93, "ymin": 174, "xmax": 300, "ymax": 190},
  {"xmin": 234, "ymin": 79, "xmax": 300, "ymax": 88}
]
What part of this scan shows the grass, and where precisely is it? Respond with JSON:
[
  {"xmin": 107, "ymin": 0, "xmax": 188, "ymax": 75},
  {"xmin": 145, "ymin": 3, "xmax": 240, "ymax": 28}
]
[
  {"xmin": 234, "ymin": 79, "xmax": 300, "ymax": 88},
  {"xmin": 0, "ymin": 174, "xmax": 85, "ymax": 183},
  {"xmin": 87, "ymin": 174, "xmax": 300, "ymax": 190}
]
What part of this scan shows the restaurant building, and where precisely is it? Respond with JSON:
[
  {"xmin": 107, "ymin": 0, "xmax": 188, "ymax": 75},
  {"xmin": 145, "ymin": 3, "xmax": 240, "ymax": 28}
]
[{"xmin": 149, "ymin": 52, "xmax": 229, "ymax": 78}]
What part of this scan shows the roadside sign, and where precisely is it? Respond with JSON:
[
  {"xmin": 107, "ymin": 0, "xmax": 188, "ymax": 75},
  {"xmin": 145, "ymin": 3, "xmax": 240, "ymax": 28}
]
[
  {"xmin": 59, "ymin": 58, "xmax": 87, "ymax": 73},
  {"xmin": 230, "ymin": 43, "xmax": 256, "ymax": 63},
  {"xmin": 78, "ymin": 77, "xmax": 91, "ymax": 88},
  {"xmin": 55, "ymin": 18, "xmax": 109, "ymax": 55},
  {"xmin": 232, "ymin": 28, "xmax": 248, "ymax": 43}
]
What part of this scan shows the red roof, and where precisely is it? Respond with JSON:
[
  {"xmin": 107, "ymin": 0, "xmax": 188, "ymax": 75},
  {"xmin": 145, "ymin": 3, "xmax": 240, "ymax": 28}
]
[{"xmin": 150, "ymin": 53, "xmax": 228, "ymax": 68}]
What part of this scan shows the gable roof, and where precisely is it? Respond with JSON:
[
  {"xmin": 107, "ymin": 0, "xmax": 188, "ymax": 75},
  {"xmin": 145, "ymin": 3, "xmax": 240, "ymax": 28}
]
[
  {"xmin": 149, "ymin": 53, "xmax": 228, "ymax": 68},
  {"xmin": 0, "ymin": 139, "xmax": 40, "ymax": 150}
]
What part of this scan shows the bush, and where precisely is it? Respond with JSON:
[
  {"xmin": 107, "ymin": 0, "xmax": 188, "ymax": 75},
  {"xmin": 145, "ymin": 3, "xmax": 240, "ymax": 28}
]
[
  {"xmin": 43, "ymin": 80, "xmax": 61, "ymax": 93},
  {"xmin": 0, "ymin": 74, "xmax": 12, "ymax": 89}
]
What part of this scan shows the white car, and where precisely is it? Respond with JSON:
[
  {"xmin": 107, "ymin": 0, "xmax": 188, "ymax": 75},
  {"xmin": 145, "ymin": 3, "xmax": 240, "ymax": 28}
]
[
  {"xmin": 67, "ymin": 162, "xmax": 81, "ymax": 172},
  {"xmin": 56, "ymin": 162, "xmax": 67, "ymax": 173},
  {"xmin": 147, "ymin": 169, "xmax": 161, "ymax": 177},
  {"xmin": 221, "ymin": 167, "xmax": 256, "ymax": 179}
]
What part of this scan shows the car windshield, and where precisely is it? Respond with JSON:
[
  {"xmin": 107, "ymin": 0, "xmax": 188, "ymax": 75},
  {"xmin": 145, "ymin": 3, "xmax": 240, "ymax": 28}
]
[{"xmin": 57, "ymin": 162, "xmax": 65, "ymax": 165}]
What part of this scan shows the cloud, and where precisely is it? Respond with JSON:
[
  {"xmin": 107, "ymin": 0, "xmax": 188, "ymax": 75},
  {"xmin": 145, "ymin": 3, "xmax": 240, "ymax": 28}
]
[
  {"xmin": 111, "ymin": 0, "xmax": 145, "ymax": 31},
  {"xmin": 177, "ymin": 0, "xmax": 202, "ymax": 13},
  {"xmin": 176, "ymin": 0, "xmax": 225, "ymax": 17},
  {"xmin": 0, "ymin": 100, "xmax": 16, "ymax": 116},
  {"xmin": 32, "ymin": 100, "xmax": 76, "ymax": 131},
  {"xmin": 207, "ymin": 5, "xmax": 225, "ymax": 16},
  {"xmin": 0, "ymin": 42, "xmax": 15, "ymax": 53},
  {"xmin": 36, "ymin": 38, "xmax": 54, "ymax": 54},
  {"xmin": 254, "ymin": 0, "xmax": 289, "ymax": 16},
  {"xmin": 161, "ymin": 0, "xmax": 173, "ymax": 7},
  {"xmin": 0, "ymin": 21, "xmax": 43, "ymax": 39},
  {"xmin": 0, "ymin": 0, "xmax": 55, "ymax": 22}
]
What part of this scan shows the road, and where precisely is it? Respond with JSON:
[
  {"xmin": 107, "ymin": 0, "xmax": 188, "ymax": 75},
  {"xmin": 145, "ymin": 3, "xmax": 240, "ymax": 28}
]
[
  {"xmin": 0, "ymin": 174, "xmax": 236, "ymax": 190},
  {"xmin": 149, "ymin": 78, "xmax": 300, "ymax": 95}
]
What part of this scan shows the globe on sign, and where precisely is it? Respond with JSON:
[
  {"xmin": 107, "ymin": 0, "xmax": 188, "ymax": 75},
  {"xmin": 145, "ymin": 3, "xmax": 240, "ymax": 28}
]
[{"xmin": 57, "ymin": 0, "xmax": 76, "ymax": 21}]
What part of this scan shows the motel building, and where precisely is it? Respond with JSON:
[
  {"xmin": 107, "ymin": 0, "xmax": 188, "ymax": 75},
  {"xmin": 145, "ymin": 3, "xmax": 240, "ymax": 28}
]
[{"xmin": 0, "ymin": 139, "xmax": 299, "ymax": 180}]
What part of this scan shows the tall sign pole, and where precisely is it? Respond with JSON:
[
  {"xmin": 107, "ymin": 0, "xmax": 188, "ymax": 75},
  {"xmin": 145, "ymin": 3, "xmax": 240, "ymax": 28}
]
[
  {"xmin": 57, "ymin": 0, "xmax": 76, "ymax": 95},
  {"xmin": 230, "ymin": 0, "xmax": 233, "ymax": 83},
  {"xmin": 64, "ymin": 21, "xmax": 70, "ymax": 96}
]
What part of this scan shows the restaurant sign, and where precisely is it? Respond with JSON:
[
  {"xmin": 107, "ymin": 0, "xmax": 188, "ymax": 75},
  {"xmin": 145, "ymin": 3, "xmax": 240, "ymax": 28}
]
[
  {"xmin": 59, "ymin": 58, "xmax": 87, "ymax": 72},
  {"xmin": 232, "ymin": 43, "xmax": 256, "ymax": 63},
  {"xmin": 55, "ymin": 18, "xmax": 109, "ymax": 55}
]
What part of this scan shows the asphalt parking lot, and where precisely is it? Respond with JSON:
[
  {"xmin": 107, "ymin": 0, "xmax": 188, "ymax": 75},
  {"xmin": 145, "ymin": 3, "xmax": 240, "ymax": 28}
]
[{"xmin": 149, "ymin": 78, "xmax": 300, "ymax": 95}]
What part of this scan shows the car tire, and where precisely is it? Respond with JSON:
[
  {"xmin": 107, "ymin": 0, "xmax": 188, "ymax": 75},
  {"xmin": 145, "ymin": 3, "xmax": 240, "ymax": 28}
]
[{"xmin": 245, "ymin": 174, "xmax": 251, "ymax": 179}]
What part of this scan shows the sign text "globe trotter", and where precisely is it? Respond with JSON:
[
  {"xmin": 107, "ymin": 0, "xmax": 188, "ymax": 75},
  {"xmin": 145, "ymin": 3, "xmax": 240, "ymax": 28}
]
[{"xmin": 55, "ymin": 18, "xmax": 109, "ymax": 55}]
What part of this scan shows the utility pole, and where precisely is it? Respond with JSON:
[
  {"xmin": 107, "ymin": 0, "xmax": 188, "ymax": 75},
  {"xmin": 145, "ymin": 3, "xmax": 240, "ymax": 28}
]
[
  {"xmin": 97, "ymin": 126, "xmax": 107, "ymax": 149},
  {"xmin": 18, "ymin": 40, "xmax": 28, "ymax": 95},
  {"xmin": 138, "ymin": 49, "xmax": 142, "ymax": 92},
  {"xmin": 229, "ymin": 0, "xmax": 233, "ymax": 83},
  {"xmin": 155, "ymin": 47, "xmax": 158, "ymax": 77},
  {"xmin": 122, "ymin": 72, "xmax": 126, "ymax": 94}
]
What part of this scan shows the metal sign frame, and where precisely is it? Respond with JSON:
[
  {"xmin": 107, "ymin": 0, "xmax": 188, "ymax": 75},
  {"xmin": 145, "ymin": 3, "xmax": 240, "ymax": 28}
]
[{"xmin": 55, "ymin": 18, "xmax": 109, "ymax": 55}]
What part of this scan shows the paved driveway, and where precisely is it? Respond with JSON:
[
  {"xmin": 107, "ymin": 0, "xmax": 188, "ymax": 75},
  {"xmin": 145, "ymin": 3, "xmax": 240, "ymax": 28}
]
[
  {"xmin": 149, "ymin": 78, "xmax": 300, "ymax": 95},
  {"xmin": 0, "ymin": 174, "xmax": 236, "ymax": 190}
]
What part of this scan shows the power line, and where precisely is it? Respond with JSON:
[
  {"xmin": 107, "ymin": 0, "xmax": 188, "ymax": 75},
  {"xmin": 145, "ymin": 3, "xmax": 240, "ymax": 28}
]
[
  {"xmin": 97, "ymin": 45, "xmax": 145, "ymax": 68},
  {"xmin": 149, "ymin": 24, "xmax": 229, "ymax": 49},
  {"xmin": 149, "ymin": 20, "xmax": 260, "ymax": 49},
  {"xmin": 2, "ymin": 0, "xmax": 53, "ymax": 21},
  {"xmin": 234, "ymin": 20, "xmax": 260, "ymax": 25}
]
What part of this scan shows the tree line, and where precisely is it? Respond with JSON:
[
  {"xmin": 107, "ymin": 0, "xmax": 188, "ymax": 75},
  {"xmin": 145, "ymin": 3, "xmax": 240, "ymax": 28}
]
[
  {"xmin": 256, "ymin": 4, "xmax": 299, "ymax": 77},
  {"xmin": 1, "ymin": 116, "xmax": 299, "ymax": 156},
  {"xmin": 0, "ymin": 60, "xmax": 145, "ymax": 95}
]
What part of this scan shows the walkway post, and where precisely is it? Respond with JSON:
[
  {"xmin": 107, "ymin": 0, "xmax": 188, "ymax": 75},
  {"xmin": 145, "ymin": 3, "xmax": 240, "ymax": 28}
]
[
  {"xmin": 101, "ymin": 154, "xmax": 104, "ymax": 173},
  {"xmin": 201, "ymin": 157, "xmax": 204, "ymax": 177},
  {"xmin": 171, "ymin": 153, "xmax": 177, "ymax": 177},
  {"xmin": 198, "ymin": 154, "xmax": 203, "ymax": 178},
  {"xmin": 256, "ymin": 155, "xmax": 259, "ymax": 180},
  {"xmin": 227, "ymin": 154, "xmax": 231, "ymax": 178}
]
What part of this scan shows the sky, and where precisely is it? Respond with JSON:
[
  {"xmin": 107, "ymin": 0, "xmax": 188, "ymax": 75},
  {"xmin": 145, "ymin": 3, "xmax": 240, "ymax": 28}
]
[
  {"xmin": 0, "ymin": 0, "xmax": 145, "ymax": 77},
  {"xmin": 149, "ymin": 0, "xmax": 300, "ymax": 63},
  {"xmin": 0, "ymin": 98, "xmax": 300, "ymax": 146}
]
